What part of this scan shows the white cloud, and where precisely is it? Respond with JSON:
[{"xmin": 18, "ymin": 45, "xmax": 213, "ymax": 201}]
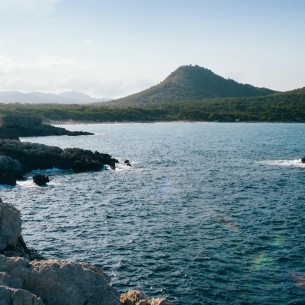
[
  {"xmin": 0, "ymin": 0, "xmax": 62, "ymax": 16},
  {"xmin": 0, "ymin": 55, "xmax": 154, "ymax": 98}
]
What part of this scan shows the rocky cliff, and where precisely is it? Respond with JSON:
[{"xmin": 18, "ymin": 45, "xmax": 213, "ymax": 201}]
[{"xmin": 0, "ymin": 199, "xmax": 171, "ymax": 305}]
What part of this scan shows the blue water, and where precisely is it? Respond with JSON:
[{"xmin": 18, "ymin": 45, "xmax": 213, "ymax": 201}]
[{"xmin": 2, "ymin": 122, "xmax": 305, "ymax": 305}]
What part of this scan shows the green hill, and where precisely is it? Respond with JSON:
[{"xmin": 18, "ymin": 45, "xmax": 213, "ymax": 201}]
[{"xmin": 111, "ymin": 65, "xmax": 277, "ymax": 105}]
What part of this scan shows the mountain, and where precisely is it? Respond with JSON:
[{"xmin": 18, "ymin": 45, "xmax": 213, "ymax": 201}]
[
  {"xmin": 110, "ymin": 65, "xmax": 277, "ymax": 105},
  {"xmin": 0, "ymin": 91, "xmax": 111, "ymax": 104}
]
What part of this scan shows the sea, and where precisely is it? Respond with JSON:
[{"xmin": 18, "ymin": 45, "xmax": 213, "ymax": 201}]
[{"xmin": 2, "ymin": 122, "xmax": 305, "ymax": 305}]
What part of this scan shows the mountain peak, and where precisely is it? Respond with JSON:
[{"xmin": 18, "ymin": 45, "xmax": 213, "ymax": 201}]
[{"xmin": 111, "ymin": 65, "xmax": 276, "ymax": 105}]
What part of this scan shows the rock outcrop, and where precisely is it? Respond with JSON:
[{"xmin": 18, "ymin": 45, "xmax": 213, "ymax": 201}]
[
  {"xmin": 0, "ymin": 256, "xmax": 121, "ymax": 305},
  {"xmin": 0, "ymin": 155, "xmax": 22, "ymax": 185},
  {"xmin": 0, "ymin": 139, "xmax": 119, "ymax": 184},
  {"xmin": 0, "ymin": 115, "xmax": 93, "ymax": 139},
  {"xmin": 0, "ymin": 201, "xmax": 43, "ymax": 260},
  {"xmin": 33, "ymin": 174, "xmax": 50, "ymax": 186},
  {"xmin": 0, "ymin": 200, "xmax": 172, "ymax": 305},
  {"xmin": 120, "ymin": 290, "xmax": 170, "ymax": 305}
]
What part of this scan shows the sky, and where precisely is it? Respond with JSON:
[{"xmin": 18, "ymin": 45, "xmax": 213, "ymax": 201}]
[{"xmin": 0, "ymin": 0, "xmax": 305, "ymax": 98}]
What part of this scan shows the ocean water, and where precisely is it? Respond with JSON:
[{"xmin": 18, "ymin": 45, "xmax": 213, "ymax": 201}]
[{"xmin": 2, "ymin": 122, "xmax": 305, "ymax": 305}]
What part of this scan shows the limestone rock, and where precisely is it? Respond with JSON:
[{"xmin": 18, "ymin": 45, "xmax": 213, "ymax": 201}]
[
  {"xmin": 0, "ymin": 255, "xmax": 120, "ymax": 305},
  {"xmin": 0, "ymin": 202, "xmax": 21, "ymax": 250},
  {"xmin": 120, "ymin": 290, "xmax": 172, "ymax": 305},
  {"xmin": 120, "ymin": 290, "xmax": 148, "ymax": 305},
  {"xmin": 0, "ymin": 283, "xmax": 45, "ymax": 305}
]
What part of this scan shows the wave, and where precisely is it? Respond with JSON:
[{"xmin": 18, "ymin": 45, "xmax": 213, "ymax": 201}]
[
  {"xmin": 31, "ymin": 167, "xmax": 72, "ymax": 174},
  {"xmin": 259, "ymin": 159, "xmax": 305, "ymax": 168}
]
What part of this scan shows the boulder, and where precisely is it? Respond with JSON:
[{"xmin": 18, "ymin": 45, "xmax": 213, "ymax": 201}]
[
  {"xmin": 120, "ymin": 290, "xmax": 172, "ymax": 305},
  {"xmin": 124, "ymin": 160, "xmax": 132, "ymax": 167},
  {"xmin": 0, "ymin": 155, "xmax": 22, "ymax": 185},
  {"xmin": 33, "ymin": 174, "xmax": 50, "ymax": 186}
]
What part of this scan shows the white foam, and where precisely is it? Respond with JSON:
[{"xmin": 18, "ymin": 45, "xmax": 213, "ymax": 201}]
[
  {"xmin": 259, "ymin": 159, "xmax": 305, "ymax": 168},
  {"xmin": 31, "ymin": 167, "xmax": 71, "ymax": 174}
]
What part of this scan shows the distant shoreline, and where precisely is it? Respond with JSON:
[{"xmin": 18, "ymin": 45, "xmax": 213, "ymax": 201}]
[{"xmin": 49, "ymin": 120, "xmax": 305, "ymax": 126}]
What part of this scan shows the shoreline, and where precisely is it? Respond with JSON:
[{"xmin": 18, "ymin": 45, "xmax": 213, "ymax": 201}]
[{"xmin": 50, "ymin": 120, "xmax": 305, "ymax": 126}]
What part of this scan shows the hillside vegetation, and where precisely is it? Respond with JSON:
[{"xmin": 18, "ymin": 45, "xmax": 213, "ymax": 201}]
[
  {"xmin": 0, "ymin": 87, "xmax": 304, "ymax": 122},
  {"xmin": 0, "ymin": 66, "xmax": 304, "ymax": 123},
  {"xmin": 110, "ymin": 65, "xmax": 276, "ymax": 105}
]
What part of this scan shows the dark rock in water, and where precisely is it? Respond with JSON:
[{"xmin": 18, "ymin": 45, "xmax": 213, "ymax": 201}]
[
  {"xmin": 33, "ymin": 174, "xmax": 50, "ymax": 186},
  {"xmin": 0, "ymin": 115, "xmax": 93, "ymax": 139},
  {"xmin": 0, "ymin": 139, "xmax": 119, "ymax": 180},
  {"xmin": 124, "ymin": 159, "xmax": 131, "ymax": 166},
  {"xmin": 302, "ymin": 156, "xmax": 305, "ymax": 163},
  {"xmin": 0, "ymin": 155, "xmax": 22, "ymax": 185}
]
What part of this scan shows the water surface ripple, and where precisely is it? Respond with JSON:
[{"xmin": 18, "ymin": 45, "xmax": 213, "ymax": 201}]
[{"xmin": 2, "ymin": 122, "xmax": 305, "ymax": 305}]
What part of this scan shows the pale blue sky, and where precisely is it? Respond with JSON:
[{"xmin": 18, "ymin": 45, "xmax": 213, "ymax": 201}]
[{"xmin": 0, "ymin": 0, "xmax": 305, "ymax": 98}]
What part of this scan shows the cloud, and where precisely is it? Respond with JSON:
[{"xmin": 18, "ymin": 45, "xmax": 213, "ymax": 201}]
[
  {"xmin": 0, "ymin": 0, "xmax": 62, "ymax": 16},
  {"xmin": 0, "ymin": 55, "xmax": 154, "ymax": 98}
]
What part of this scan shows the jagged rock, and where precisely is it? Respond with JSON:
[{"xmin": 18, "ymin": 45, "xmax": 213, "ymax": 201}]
[
  {"xmin": 0, "ymin": 255, "xmax": 121, "ymax": 305},
  {"xmin": 120, "ymin": 290, "xmax": 148, "ymax": 305},
  {"xmin": 0, "ymin": 139, "xmax": 119, "ymax": 181},
  {"xmin": 120, "ymin": 290, "xmax": 172, "ymax": 305},
  {"xmin": 0, "ymin": 283, "xmax": 45, "ymax": 305},
  {"xmin": 33, "ymin": 174, "xmax": 50, "ymax": 186}
]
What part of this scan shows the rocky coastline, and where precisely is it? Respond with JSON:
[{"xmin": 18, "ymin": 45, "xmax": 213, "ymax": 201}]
[
  {"xmin": 0, "ymin": 115, "xmax": 121, "ymax": 185},
  {"xmin": 0, "ymin": 115, "xmax": 93, "ymax": 139},
  {"xmin": 0, "ymin": 138, "xmax": 119, "ymax": 185},
  {"xmin": 0, "ymin": 199, "xmax": 171, "ymax": 305}
]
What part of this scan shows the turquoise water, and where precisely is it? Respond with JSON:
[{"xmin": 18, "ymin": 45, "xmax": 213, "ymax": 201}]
[{"xmin": 2, "ymin": 122, "xmax": 305, "ymax": 305}]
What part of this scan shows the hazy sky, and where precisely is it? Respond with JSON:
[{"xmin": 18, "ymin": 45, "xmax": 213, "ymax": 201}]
[{"xmin": 0, "ymin": 0, "xmax": 305, "ymax": 98}]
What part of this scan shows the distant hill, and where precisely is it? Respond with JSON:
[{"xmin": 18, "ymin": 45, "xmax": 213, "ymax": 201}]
[
  {"xmin": 0, "ymin": 91, "xmax": 111, "ymax": 104},
  {"xmin": 0, "ymin": 86, "xmax": 304, "ymax": 122},
  {"xmin": 110, "ymin": 65, "xmax": 277, "ymax": 105}
]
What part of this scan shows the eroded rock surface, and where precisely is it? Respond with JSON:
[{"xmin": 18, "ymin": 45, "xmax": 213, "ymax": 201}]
[
  {"xmin": 0, "ymin": 255, "xmax": 121, "ymax": 305},
  {"xmin": 120, "ymin": 290, "xmax": 171, "ymax": 305}
]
